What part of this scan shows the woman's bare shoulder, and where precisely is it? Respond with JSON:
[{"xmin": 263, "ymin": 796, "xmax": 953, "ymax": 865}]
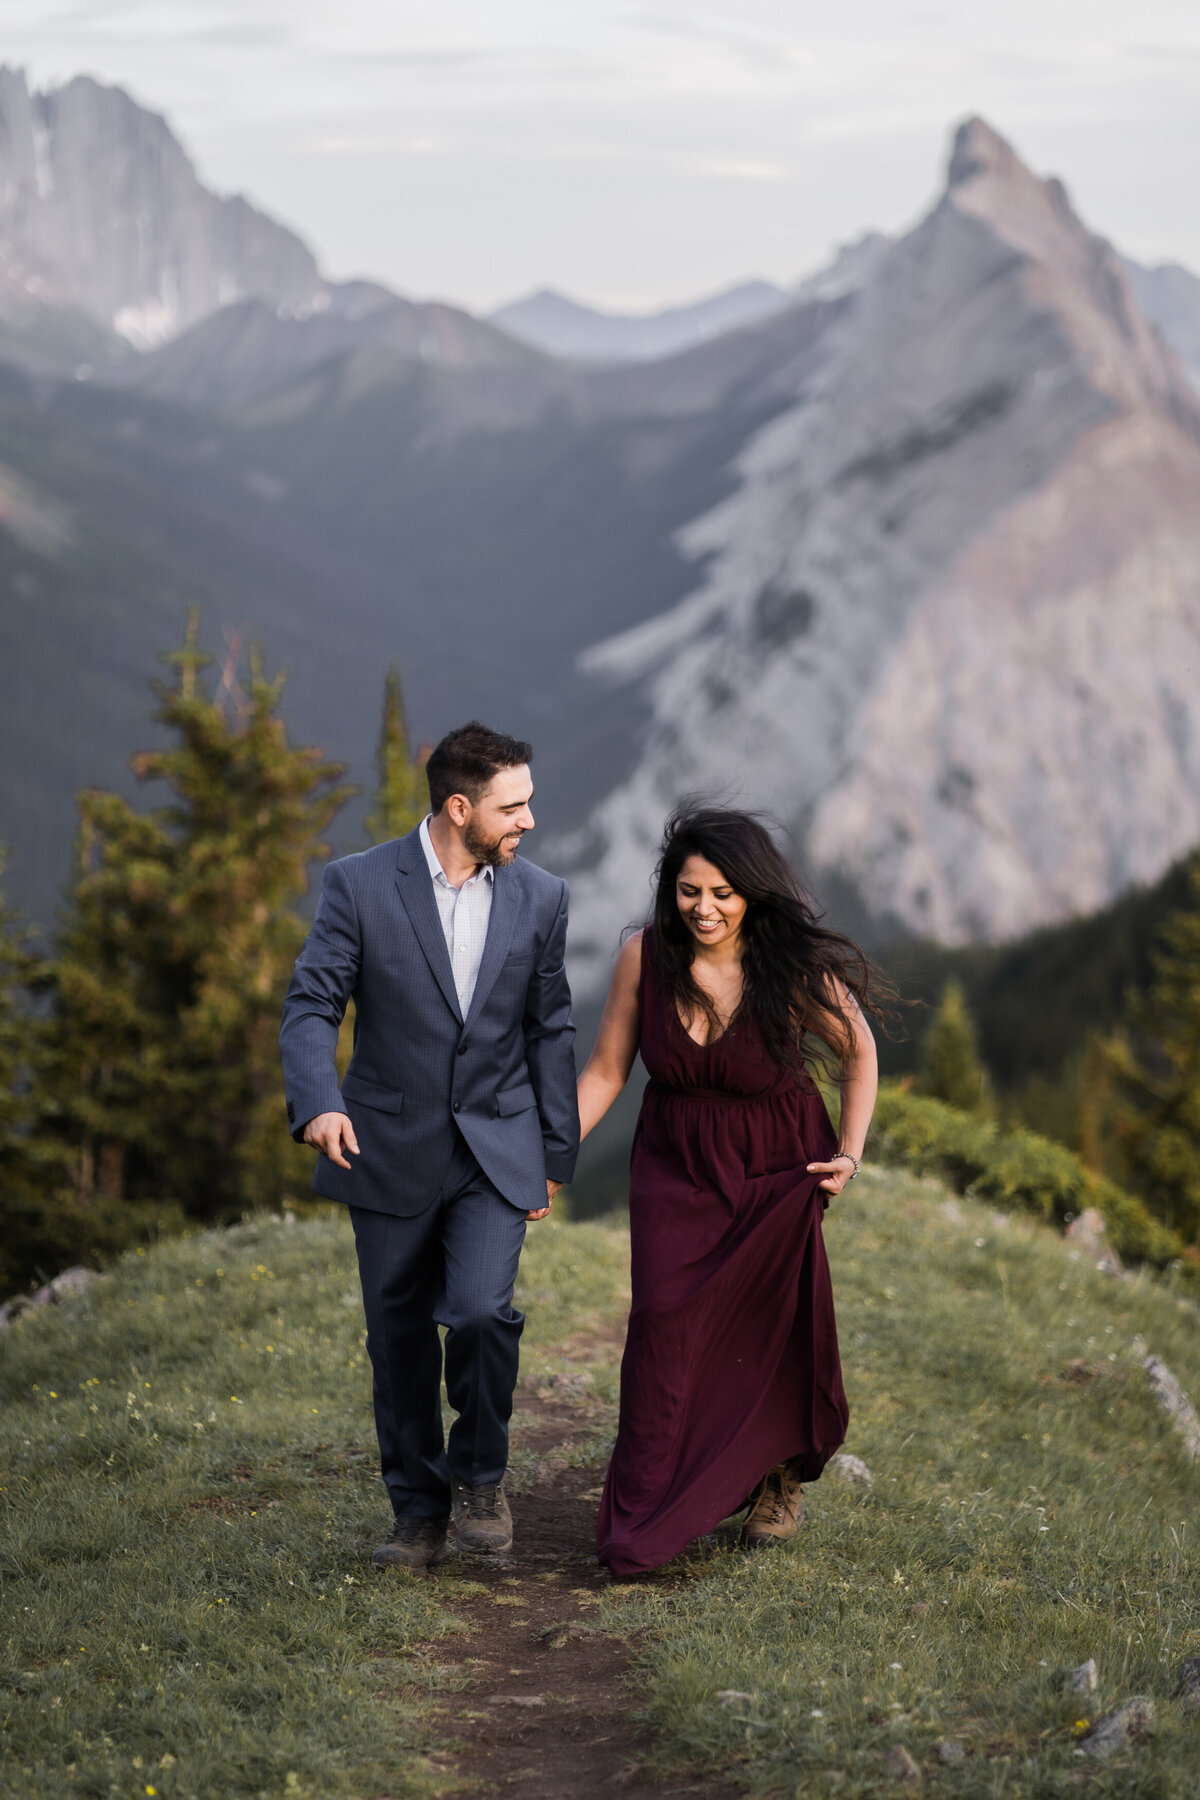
[{"xmin": 613, "ymin": 929, "xmax": 644, "ymax": 982}]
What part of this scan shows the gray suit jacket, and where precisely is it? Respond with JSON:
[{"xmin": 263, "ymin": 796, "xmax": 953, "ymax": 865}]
[{"xmin": 279, "ymin": 829, "xmax": 579, "ymax": 1215}]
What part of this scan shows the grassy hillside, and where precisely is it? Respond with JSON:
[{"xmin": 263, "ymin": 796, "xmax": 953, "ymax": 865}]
[{"xmin": 3, "ymin": 1177, "xmax": 1199, "ymax": 1797}]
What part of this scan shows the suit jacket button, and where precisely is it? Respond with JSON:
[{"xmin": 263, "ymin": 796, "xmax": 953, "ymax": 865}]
[
  {"xmin": 453, "ymin": 1101, "xmax": 461, "ymax": 1114},
  {"xmin": 457, "ymin": 1044, "xmax": 468, "ymax": 1056}
]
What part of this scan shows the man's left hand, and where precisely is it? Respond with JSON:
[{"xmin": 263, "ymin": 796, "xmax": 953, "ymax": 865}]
[{"xmin": 526, "ymin": 1179, "xmax": 562, "ymax": 1222}]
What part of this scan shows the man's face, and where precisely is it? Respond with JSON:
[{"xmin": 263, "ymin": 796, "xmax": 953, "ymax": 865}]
[{"xmin": 462, "ymin": 765, "xmax": 534, "ymax": 866}]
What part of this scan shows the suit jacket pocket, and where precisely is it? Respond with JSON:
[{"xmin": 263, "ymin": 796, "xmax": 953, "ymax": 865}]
[
  {"xmin": 495, "ymin": 1081, "xmax": 537, "ymax": 1117},
  {"xmin": 341, "ymin": 1073, "xmax": 405, "ymax": 1115}
]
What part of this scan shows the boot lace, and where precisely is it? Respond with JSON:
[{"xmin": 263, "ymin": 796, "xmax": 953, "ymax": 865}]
[
  {"xmin": 461, "ymin": 1482, "xmax": 499, "ymax": 1519},
  {"xmin": 754, "ymin": 1472, "xmax": 786, "ymax": 1527}
]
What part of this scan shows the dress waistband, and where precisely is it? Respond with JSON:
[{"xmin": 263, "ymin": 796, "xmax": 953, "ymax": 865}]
[{"xmin": 645, "ymin": 1078, "xmax": 804, "ymax": 1104}]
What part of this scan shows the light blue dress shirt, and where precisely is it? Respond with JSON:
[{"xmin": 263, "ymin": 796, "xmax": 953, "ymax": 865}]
[{"xmin": 419, "ymin": 814, "xmax": 494, "ymax": 1016}]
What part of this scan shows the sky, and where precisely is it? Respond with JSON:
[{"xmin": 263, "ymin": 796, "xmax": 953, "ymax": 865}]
[{"xmin": 6, "ymin": 0, "xmax": 1200, "ymax": 313}]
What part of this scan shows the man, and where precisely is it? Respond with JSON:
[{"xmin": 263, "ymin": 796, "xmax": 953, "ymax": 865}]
[{"xmin": 280, "ymin": 722, "xmax": 579, "ymax": 1571}]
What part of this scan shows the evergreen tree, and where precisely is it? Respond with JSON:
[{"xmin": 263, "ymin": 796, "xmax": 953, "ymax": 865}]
[
  {"xmin": 1098, "ymin": 858, "xmax": 1200, "ymax": 1242},
  {"xmin": 917, "ymin": 979, "xmax": 991, "ymax": 1114},
  {"xmin": 0, "ymin": 852, "xmax": 67, "ymax": 1291},
  {"xmin": 42, "ymin": 616, "xmax": 352, "ymax": 1225},
  {"xmin": 363, "ymin": 666, "xmax": 428, "ymax": 845}
]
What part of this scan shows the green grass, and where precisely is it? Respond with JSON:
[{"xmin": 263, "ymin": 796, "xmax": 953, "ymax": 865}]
[
  {"xmin": 4, "ymin": 1176, "xmax": 1200, "ymax": 1798},
  {"xmin": 599, "ymin": 1168, "xmax": 1200, "ymax": 1796},
  {"xmin": 0, "ymin": 1210, "xmax": 628, "ymax": 1800}
]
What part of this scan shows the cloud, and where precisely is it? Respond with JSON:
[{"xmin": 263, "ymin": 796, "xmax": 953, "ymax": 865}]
[{"xmin": 698, "ymin": 157, "xmax": 789, "ymax": 179}]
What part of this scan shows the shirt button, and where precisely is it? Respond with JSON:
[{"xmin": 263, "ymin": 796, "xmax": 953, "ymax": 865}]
[{"xmin": 452, "ymin": 1101, "xmax": 461, "ymax": 1114}]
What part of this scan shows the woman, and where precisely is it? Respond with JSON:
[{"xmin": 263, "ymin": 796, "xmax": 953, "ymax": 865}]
[{"xmin": 578, "ymin": 807, "xmax": 882, "ymax": 1578}]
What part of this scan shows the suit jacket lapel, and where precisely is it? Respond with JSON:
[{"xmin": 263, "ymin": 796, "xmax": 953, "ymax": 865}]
[
  {"xmin": 394, "ymin": 830, "xmax": 463, "ymax": 1023},
  {"xmin": 463, "ymin": 862, "xmax": 518, "ymax": 1031}
]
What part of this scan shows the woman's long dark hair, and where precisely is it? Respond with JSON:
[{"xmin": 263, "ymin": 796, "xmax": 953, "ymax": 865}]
[{"xmin": 647, "ymin": 804, "xmax": 896, "ymax": 1077}]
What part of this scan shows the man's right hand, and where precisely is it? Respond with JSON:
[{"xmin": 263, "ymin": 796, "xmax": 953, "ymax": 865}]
[{"xmin": 303, "ymin": 1112, "xmax": 360, "ymax": 1170}]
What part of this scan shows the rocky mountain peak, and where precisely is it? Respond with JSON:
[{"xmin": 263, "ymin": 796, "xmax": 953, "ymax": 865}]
[
  {"xmin": 556, "ymin": 116, "xmax": 1200, "ymax": 986},
  {"xmin": 941, "ymin": 112, "xmax": 1196, "ymax": 433},
  {"xmin": 0, "ymin": 65, "xmax": 323, "ymax": 347},
  {"xmin": 946, "ymin": 115, "xmax": 1025, "ymax": 190}
]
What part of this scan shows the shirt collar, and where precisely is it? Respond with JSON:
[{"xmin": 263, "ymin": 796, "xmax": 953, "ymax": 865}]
[{"xmin": 419, "ymin": 814, "xmax": 493, "ymax": 888}]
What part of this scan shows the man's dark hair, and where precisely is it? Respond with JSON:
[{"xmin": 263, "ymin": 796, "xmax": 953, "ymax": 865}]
[{"xmin": 425, "ymin": 721, "xmax": 533, "ymax": 813}]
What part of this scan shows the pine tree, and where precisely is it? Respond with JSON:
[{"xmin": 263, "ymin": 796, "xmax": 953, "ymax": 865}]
[
  {"xmin": 1098, "ymin": 858, "xmax": 1200, "ymax": 1242},
  {"xmin": 917, "ymin": 979, "xmax": 991, "ymax": 1114},
  {"xmin": 0, "ymin": 852, "xmax": 66, "ymax": 1291},
  {"xmin": 364, "ymin": 666, "xmax": 428, "ymax": 845},
  {"xmin": 42, "ymin": 616, "xmax": 352, "ymax": 1225}
]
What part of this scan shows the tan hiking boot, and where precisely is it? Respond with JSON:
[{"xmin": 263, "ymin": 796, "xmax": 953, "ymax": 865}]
[
  {"xmin": 743, "ymin": 1464, "xmax": 804, "ymax": 1549},
  {"xmin": 451, "ymin": 1478, "xmax": 513, "ymax": 1555},
  {"xmin": 372, "ymin": 1515, "xmax": 451, "ymax": 1571}
]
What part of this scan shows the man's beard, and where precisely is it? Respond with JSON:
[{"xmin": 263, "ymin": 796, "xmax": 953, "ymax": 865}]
[{"xmin": 464, "ymin": 820, "xmax": 521, "ymax": 867}]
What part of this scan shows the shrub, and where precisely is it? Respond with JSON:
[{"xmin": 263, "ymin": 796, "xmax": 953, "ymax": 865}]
[{"xmin": 871, "ymin": 1083, "xmax": 1184, "ymax": 1266}]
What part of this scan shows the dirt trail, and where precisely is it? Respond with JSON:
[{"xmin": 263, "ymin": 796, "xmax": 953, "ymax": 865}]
[{"xmin": 401, "ymin": 1395, "xmax": 741, "ymax": 1799}]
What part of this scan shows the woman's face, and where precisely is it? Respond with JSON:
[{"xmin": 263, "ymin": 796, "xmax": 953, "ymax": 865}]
[{"xmin": 675, "ymin": 853, "xmax": 748, "ymax": 950}]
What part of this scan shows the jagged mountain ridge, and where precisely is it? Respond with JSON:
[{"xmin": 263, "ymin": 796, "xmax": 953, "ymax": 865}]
[
  {"xmin": 556, "ymin": 119, "xmax": 1200, "ymax": 995},
  {"xmin": 2, "ymin": 78, "xmax": 1200, "ymax": 987}
]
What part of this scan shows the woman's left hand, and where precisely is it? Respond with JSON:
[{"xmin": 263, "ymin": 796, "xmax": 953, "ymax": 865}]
[{"xmin": 807, "ymin": 1156, "xmax": 856, "ymax": 1196}]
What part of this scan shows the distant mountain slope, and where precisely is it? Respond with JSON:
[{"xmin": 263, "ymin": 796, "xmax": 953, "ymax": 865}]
[
  {"xmin": 489, "ymin": 279, "xmax": 791, "ymax": 364},
  {"xmin": 112, "ymin": 291, "xmax": 542, "ymax": 410},
  {"xmin": 1124, "ymin": 258, "xmax": 1200, "ymax": 395},
  {"xmin": 556, "ymin": 118, "xmax": 1200, "ymax": 993},
  {"xmin": 0, "ymin": 66, "xmax": 323, "ymax": 347},
  {"xmin": 0, "ymin": 288, "xmax": 845, "ymax": 924}
]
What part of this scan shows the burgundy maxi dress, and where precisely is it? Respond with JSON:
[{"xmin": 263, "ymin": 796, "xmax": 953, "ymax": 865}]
[{"xmin": 596, "ymin": 935, "xmax": 850, "ymax": 1578}]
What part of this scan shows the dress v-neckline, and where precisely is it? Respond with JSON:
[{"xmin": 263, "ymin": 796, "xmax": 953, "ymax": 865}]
[{"xmin": 673, "ymin": 1000, "xmax": 739, "ymax": 1051}]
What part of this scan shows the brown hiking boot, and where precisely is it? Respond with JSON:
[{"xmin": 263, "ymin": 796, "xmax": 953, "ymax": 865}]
[
  {"xmin": 743, "ymin": 1464, "xmax": 804, "ymax": 1549},
  {"xmin": 371, "ymin": 1515, "xmax": 451, "ymax": 1571},
  {"xmin": 451, "ymin": 1478, "xmax": 513, "ymax": 1555}
]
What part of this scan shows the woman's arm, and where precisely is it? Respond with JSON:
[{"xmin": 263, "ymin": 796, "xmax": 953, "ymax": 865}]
[
  {"xmin": 576, "ymin": 933, "xmax": 643, "ymax": 1140},
  {"xmin": 807, "ymin": 978, "xmax": 878, "ymax": 1196}
]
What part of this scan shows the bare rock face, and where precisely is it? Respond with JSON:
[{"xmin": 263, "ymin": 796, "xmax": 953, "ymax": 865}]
[
  {"xmin": 0, "ymin": 66, "xmax": 322, "ymax": 345},
  {"xmin": 559, "ymin": 117, "xmax": 1200, "ymax": 991}
]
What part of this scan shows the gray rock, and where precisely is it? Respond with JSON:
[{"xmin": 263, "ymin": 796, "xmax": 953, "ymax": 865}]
[
  {"xmin": 1080, "ymin": 1697, "xmax": 1155, "ymax": 1757},
  {"xmin": 935, "ymin": 1740, "xmax": 965, "ymax": 1764},
  {"xmin": 881, "ymin": 1744, "xmax": 921, "ymax": 1783},
  {"xmin": 1173, "ymin": 1654, "xmax": 1200, "ymax": 1711},
  {"xmin": 713, "ymin": 1690, "xmax": 756, "ymax": 1709},
  {"xmin": 1141, "ymin": 1354, "xmax": 1200, "ymax": 1462},
  {"xmin": 1064, "ymin": 1210, "xmax": 1122, "ymax": 1274},
  {"xmin": 0, "ymin": 1264, "xmax": 100, "ymax": 1329},
  {"xmin": 827, "ymin": 1453, "xmax": 874, "ymax": 1490},
  {"xmin": 485, "ymin": 1693, "xmax": 545, "ymax": 1707},
  {"xmin": 46, "ymin": 1266, "xmax": 99, "ymax": 1300},
  {"xmin": 1069, "ymin": 1658, "xmax": 1098, "ymax": 1695}
]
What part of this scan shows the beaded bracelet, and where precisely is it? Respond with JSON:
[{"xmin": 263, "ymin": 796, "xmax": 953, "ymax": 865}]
[{"xmin": 833, "ymin": 1150, "xmax": 861, "ymax": 1180}]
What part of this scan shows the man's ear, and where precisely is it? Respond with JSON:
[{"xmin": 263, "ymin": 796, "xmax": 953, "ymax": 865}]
[{"xmin": 445, "ymin": 793, "xmax": 471, "ymax": 828}]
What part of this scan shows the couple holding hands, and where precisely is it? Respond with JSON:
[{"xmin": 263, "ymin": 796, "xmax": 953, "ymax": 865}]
[{"xmin": 279, "ymin": 721, "xmax": 880, "ymax": 1579}]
